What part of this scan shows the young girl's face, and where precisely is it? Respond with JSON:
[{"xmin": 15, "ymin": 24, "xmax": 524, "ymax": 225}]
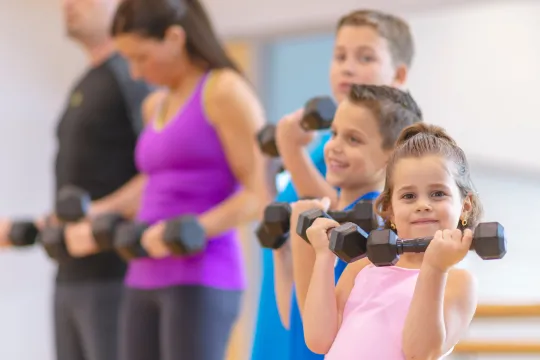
[
  {"xmin": 324, "ymin": 100, "xmax": 389, "ymax": 192},
  {"xmin": 329, "ymin": 25, "xmax": 401, "ymax": 103},
  {"xmin": 389, "ymin": 155, "xmax": 471, "ymax": 240}
]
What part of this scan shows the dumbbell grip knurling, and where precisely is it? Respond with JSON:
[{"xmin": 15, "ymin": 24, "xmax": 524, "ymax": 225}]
[
  {"xmin": 397, "ymin": 236, "xmax": 475, "ymax": 254},
  {"xmin": 396, "ymin": 238, "xmax": 432, "ymax": 254}
]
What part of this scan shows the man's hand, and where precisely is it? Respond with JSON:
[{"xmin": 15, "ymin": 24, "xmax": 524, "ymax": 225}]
[
  {"xmin": 64, "ymin": 220, "xmax": 98, "ymax": 258},
  {"xmin": 0, "ymin": 219, "xmax": 12, "ymax": 248}
]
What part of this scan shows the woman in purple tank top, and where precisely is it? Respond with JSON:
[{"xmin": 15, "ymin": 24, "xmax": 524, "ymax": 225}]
[{"xmin": 112, "ymin": 1, "xmax": 269, "ymax": 359}]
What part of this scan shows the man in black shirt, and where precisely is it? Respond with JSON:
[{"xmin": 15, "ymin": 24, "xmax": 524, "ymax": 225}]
[{"xmin": 44, "ymin": 1, "xmax": 150, "ymax": 359}]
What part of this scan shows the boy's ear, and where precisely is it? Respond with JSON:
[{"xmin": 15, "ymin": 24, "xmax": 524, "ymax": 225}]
[{"xmin": 392, "ymin": 64, "xmax": 408, "ymax": 87}]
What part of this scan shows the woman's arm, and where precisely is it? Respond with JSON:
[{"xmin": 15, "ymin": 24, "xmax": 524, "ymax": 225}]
[
  {"xmin": 304, "ymin": 257, "xmax": 367, "ymax": 354},
  {"xmin": 89, "ymin": 91, "xmax": 165, "ymax": 219},
  {"xmin": 273, "ymin": 242, "xmax": 294, "ymax": 328},
  {"xmin": 200, "ymin": 69, "xmax": 271, "ymax": 237},
  {"xmin": 402, "ymin": 266, "xmax": 478, "ymax": 360}
]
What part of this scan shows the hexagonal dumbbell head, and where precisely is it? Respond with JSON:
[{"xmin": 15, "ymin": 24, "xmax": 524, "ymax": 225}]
[
  {"xmin": 301, "ymin": 96, "xmax": 337, "ymax": 131},
  {"xmin": 296, "ymin": 208, "xmax": 328, "ymax": 242},
  {"xmin": 256, "ymin": 124, "xmax": 279, "ymax": 157},
  {"xmin": 367, "ymin": 229, "xmax": 400, "ymax": 266},
  {"xmin": 114, "ymin": 222, "xmax": 148, "ymax": 260},
  {"xmin": 330, "ymin": 201, "xmax": 377, "ymax": 233},
  {"xmin": 256, "ymin": 223, "xmax": 288, "ymax": 249},
  {"xmin": 263, "ymin": 202, "xmax": 292, "ymax": 237},
  {"xmin": 56, "ymin": 185, "xmax": 90, "ymax": 222},
  {"xmin": 329, "ymin": 223, "xmax": 369, "ymax": 263},
  {"xmin": 9, "ymin": 221, "xmax": 38, "ymax": 247},
  {"xmin": 350, "ymin": 201, "xmax": 377, "ymax": 232},
  {"xmin": 164, "ymin": 215, "xmax": 206, "ymax": 255},
  {"xmin": 92, "ymin": 213, "xmax": 126, "ymax": 251},
  {"xmin": 472, "ymin": 222, "xmax": 507, "ymax": 260},
  {"xmin": 40, "ymin": 226, "xmax": 70, "ymax": 262}
]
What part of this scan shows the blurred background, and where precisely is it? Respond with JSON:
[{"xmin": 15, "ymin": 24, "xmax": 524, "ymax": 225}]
[{"xmin": 0, "ymin": 0, "xmax": 539, "ymax": 359}]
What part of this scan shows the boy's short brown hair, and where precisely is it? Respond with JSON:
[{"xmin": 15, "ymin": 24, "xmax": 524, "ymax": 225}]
[
  {"xmin": 348, "ymin": 84, "xmax": 422, "ymax": 150},
  {"xmin": 338, "ymin": 10, "xmax": 414, "ymax": 68}
]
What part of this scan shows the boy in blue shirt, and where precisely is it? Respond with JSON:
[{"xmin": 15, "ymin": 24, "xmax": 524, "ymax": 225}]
[{"xmin": 252, "ymin": 9, "xmax": 418, "ymax": 360}]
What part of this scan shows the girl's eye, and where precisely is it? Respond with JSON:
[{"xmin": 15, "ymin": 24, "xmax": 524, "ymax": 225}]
[
  {"xmin": 401, "ymin": 193, "xmax": 415, "ymax": 199},
  {"xmin": 431, "ymin": 191, "xmax": 446, "ymax": 197}
]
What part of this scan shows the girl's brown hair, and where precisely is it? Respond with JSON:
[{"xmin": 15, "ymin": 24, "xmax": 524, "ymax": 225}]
[{"xmin": 374, "ymin": 123, "xmax": 483, "ymax": 230}]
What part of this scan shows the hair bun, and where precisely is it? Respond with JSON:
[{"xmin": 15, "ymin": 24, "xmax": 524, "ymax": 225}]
[{"xmin": 395, "ymin": 123, "xmax": 456, "ymax": 147}]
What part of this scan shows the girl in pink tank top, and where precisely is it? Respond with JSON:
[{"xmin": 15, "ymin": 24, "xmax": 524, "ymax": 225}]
[{"xmin": 301, "ymin": 123, "xmax": 491, "ymax": 360}]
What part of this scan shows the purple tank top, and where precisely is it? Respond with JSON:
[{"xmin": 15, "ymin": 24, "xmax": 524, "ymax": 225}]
[{"xmin": 125, "ymin": 72, "xmax": 246, "ymax": 290}]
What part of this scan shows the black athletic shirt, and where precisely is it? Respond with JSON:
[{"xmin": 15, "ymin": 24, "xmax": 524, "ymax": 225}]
[{"xmin": 54, "ymin": 53, "xmax": 152, "ymax": 283}]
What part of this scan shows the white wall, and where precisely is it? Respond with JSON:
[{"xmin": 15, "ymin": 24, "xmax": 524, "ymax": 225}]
[
  {"xmin": 0, "ymin": 0, "xmax": 86, "ymax": 359},
  {"xmin": 408, "ymin": 1, "xmax": 540, "ymax": 172},
  {"xmin": 205, "ymin": 0, "xmax": 491, "ymax": 37},
  {"xmin": 448, "ymin": 164, "xmax": 540, "ymax": 359}
]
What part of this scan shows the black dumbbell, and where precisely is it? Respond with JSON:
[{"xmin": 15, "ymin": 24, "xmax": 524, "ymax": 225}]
[
  {"xmin": 162, "ymin": 215, "xmax": 206, "ymax": 255},
  {"xmin": 256, "ymin": 222, "xmax": 288, "ymax": 249},
  {"xmin": 256, "ymin": 96, "xmax": 337, "ymax": 158},
  {"xmin": 8, "ymin": 221, "xmax": 39, "ymax": 247},
  {"xmin": 366, "ymin": 222, "xmax": 507, "ymax": 266},
  {"xmin": 257, "ymin": 197, "xmax": 321, "ymax": 249},
  {"xmin": 296, "ymin": 201, "xmax": 377, "ymax": 243},
  {"xmin": 41, "ymin": 186, "xmax": 125, "ymax": 261},
  {"xmin": 42, "ymin": 212, "xmax": 127, "ymax": 261},
  {"xmin": 41, "ymin": 186, "xmax": 90, "ymax": 261},
  {"xmin": 257, "ymin": 124, "xmax": 279, "ymax": 158},
  {"xmin": 264, "ymin": 202, "xmax": 291, "ymax": 236},
  {"xmin": 55, "ymin": 185, "xmax": 91, "ymax": 222},
  {"xmin": 300, "ymin": 97, "xmax": 338, "ymax": 131},
  {"xmin": 114, "ymin": 221, "xmax": 149, "ymax": 260},
  {"xmin": 329, "ymin": 223, "xmax": 370, "ymax": 263},
  {"xmin": 114, "ymin": 215, "xmax": 206, "ymax": 260},
  {"xmin": 92, "ymin": 213, "xmax": 127, "ymax": 251}
]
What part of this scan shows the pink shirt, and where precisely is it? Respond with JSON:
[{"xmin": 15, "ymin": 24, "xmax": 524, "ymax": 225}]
[{"xmin": 325, "ymin": 264, "xmax": 452, "ymax": 360}]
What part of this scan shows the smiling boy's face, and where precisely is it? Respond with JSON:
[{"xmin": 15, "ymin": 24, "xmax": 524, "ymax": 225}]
[{"xmin": 324, "ymin": 99, "xmax": 389, "ymax": 194}]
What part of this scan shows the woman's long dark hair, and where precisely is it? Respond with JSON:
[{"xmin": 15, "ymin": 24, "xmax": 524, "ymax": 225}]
[{"xmin": 111, "ymin": 0, "xmax": 240, "ymax": 72}]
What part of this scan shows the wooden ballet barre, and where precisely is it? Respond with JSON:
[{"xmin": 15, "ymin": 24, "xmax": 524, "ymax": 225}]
[
  {"xmin": 454, "ymin": 341, "xmax": 540, "ymax": 354},
  {"xmin": 474, "ymin": 303, "xmax": 540, "ymax": 318}
]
